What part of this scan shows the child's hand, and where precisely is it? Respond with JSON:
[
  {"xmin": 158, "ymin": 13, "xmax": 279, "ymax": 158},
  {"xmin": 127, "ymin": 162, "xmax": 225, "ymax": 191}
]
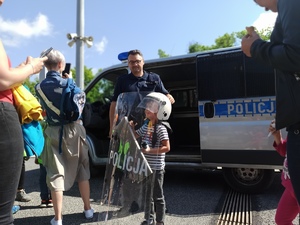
[
  {"xmin": 268, "ymin": 120, "xmax": 276, "ymax": 135},
  {"xmin": 268, "ymin": 120, "xmax": 281, "ymax": 144},
  {"xmin": 141, "ymin": 146, "xmax": 150, "ymax": 153},
  {"xmin": 141, "ymin": 142, "xmax": 150, "ymax": 153},
  {"xmin": 129, "ymin": 120, "xmax": 136, "ymax": 128}
]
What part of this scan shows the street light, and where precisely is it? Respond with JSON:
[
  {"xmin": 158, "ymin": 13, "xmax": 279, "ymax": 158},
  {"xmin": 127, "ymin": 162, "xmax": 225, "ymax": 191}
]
[
  {"xmin": 66, "ymin": 33, "xmax": 93, "ymax": 48},
  {"xmin": 66, "ymin": 0, "xmax": 91, "ymax": 90}
]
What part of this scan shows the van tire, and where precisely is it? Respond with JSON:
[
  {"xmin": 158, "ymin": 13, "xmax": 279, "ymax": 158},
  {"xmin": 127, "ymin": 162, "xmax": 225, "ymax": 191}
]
[
  {"xmin": 222, "ymin": 168, "xmax": 275, "ymax": 194},
  {"xmin": 86, "ymin": 133, "xmax": 101, "ymax": 177}
]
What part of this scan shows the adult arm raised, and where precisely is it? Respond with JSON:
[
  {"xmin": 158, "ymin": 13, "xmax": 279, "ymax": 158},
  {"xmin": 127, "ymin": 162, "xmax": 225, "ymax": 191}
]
[{"xmin": 0, "ymin": 40, "xmax": 47, "ymax": 91}]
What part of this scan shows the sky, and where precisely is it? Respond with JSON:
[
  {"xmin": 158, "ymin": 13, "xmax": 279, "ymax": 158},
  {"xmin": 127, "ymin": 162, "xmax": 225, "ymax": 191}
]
[{"xmin": 0, "ymin": 0, "xmax": 277, "ymax": 75}]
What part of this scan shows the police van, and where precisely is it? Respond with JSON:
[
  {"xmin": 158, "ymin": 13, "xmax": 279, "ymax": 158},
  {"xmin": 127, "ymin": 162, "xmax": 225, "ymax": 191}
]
[{"xmin": 84, "ymin": 46, "xmax": 283, "ymax": 193}]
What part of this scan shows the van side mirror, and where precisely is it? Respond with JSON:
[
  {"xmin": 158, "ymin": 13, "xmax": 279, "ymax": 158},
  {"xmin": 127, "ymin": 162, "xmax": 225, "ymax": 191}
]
[{"xmin": 204, "ymin": 102, "xmax": 214, "ymax": 118}]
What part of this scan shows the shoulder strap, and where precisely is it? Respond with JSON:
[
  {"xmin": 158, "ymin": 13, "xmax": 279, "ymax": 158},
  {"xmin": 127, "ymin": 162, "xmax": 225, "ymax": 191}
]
[
  {"xmin": 151, "ymin": 122, "xmax": 172, "ymax": 148},
  {"xmin": 35, "ymin": 84, "xmax": 60, "ymax": 116},
  {"xmin": 161, "ymin": 121, "xmax": 173, "ymax": 133},
  {"xmin": 58, "ymin": 78, "xmax": 73, "ymax": 155},
  {"xmin": 151, "ymin": 123, "xmax": 157, "ymax": 148}
]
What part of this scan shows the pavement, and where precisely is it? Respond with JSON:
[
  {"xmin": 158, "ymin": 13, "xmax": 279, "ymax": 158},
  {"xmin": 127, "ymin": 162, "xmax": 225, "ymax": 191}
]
[{"xmin": 13, "ymin": 157, "xmax": 223, "ymax": 225}]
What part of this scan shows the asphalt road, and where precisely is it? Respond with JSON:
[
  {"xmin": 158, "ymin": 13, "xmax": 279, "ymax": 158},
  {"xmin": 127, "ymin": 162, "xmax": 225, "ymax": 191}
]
[{"xmin": 12, "ymin": 157, "xmax": 298, "ymax": 225}]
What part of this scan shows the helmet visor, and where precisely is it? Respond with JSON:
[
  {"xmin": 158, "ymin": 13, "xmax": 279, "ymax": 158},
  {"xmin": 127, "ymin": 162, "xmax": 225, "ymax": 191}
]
[{"xmin": 137, "ymin": 96, "xmax": 160, "ymax": 113}]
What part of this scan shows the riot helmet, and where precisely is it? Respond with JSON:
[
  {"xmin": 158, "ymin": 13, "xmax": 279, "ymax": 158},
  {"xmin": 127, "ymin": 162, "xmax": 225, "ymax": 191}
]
[{"xmin": 137, "ymin": 92, "xmax": 172, "ymax": 121}]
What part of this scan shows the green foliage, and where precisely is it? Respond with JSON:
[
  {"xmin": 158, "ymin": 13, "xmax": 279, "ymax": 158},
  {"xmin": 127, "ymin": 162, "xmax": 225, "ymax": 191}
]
[
  {"xmin": 86, "ymin": 78, "xmax": 114, "ymax": 104},
  {"xmin": 23, "ymin": 77, "xmax": 39, "ymax": 95},
  {"xmin": 189, "ymin": 28, "xmax": 272, "ymax": 53},
  {"xmin": 189, "ymin": 32, "xmax": 236, "ymax": 53},
  {"xmin": 188, "ymin": 43, "xmax": 212, "ymax": 52},
  {"xmin": 158, "ymin": 49, "xmax": 171, "ymax": 58},
  {"xmin": 70, "ymin": 66, "xmax": 112, "ymax": 103},
  {"xmin": 215, "ymin": 33, "xmax": 236, "ymax": 48},
  {"xmin": 71, "ymin": 66, "xmax": 95, "ymax": 88},
  {"xmin": 235, "ymin": 27, "xmax": 272, "ymax": 41}
]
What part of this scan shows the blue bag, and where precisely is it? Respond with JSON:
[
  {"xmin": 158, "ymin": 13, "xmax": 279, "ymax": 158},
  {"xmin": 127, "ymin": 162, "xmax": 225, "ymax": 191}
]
[
  {"xmin": 60, "ymin": 78, "xmax": 86, "ymax": 123},
  {"xmin": 35, "ymin": 78, "xmax": 86, "ymax": 154},
  {"xmin": 22, "ymin": 120, "xmax": 45, "ymax": 157}
]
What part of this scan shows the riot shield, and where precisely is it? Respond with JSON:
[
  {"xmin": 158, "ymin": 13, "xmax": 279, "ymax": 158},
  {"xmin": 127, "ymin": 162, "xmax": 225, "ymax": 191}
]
[{"xmin": 99, "ymin": 92, "xmax": 155, "ymax": 223}]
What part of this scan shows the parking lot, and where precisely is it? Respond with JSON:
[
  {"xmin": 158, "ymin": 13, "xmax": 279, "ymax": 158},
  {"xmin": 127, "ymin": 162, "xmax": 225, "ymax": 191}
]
[{"xmin": 13, "ymin": 157, "xmax": 296, "ymax": 225}]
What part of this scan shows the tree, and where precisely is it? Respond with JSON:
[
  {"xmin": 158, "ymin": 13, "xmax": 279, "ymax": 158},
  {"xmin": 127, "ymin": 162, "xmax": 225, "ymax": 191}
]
[
  {"xmin": 158, "ymin": 49, "xmax": 170, "ymax": 58},
  {"xmin": 70, "ymin": 66, "xmax": 94, "ymax": 88},
  {"xmin": 188, "ymin": 28, "xmax": 272, "ymax": 53},
  {"xmin": 235, "ymin": 27, "xmax": 272, "ymax": 41},
  {"xmin": 72, "ymin": 66, "xmax": 114, "ymax": 103},
  {"xmin": 23, "ymin": 77, "xmax": 39, "ymax": 95},
  {"xmin": 189, "ymin": 32, "xmax": 235, "ymax": 53}
]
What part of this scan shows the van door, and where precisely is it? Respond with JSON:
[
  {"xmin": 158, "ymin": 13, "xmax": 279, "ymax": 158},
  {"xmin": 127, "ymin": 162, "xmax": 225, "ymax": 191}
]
[
  {"xmin": 196, "ymin": 49, "xmax": 283, "ymax": 193},
  {"xmin": 167, "ymin": 88, "xmax": 200, "ymax": 163}
]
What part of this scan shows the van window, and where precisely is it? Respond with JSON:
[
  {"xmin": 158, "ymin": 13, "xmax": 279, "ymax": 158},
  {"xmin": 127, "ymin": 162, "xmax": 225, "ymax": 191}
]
[
  {"xmin": 244, "ymin": 56, "xmax": 275, "ymax": 97},
  {"xmin": 197, "ymin": 51, "xmax": 275, "ymax": 101},
  {"xmin": 172, "ymin": 89, "xmax": 197, "ymax": 110},
  {"xmin": 86, "ymin": 78, "xmax": 114, "ymax": 104}
]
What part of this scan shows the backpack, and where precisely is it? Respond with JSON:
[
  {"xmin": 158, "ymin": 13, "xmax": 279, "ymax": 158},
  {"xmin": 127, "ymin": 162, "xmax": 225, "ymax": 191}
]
[
  {"xmin": 61, "ymin": 78, "xmax": 86, "ymax": 123},
  {"xmin": 36, "ymin": 78, "xmax": 86, "ymax": 125},
  {"xmin": 35, "ymin": 78, "xmax": 86, "ymax": 154}
]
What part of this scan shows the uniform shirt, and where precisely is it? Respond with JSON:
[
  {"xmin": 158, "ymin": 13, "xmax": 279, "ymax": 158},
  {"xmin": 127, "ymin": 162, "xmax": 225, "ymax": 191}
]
[{"xmin": 112, "ymin": 71, "xmax": 168, "ymax": 102}]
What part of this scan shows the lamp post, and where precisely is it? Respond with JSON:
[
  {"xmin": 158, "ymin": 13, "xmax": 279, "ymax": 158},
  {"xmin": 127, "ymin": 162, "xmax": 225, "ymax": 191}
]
[{"xmin": 66, "ymin": 0, "xmax": 93, "ymax": 90}]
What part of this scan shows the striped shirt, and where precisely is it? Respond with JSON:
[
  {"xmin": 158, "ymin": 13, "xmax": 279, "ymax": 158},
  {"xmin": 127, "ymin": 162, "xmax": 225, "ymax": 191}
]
[{"xmin": 136, "ymin": 123, "xmax": 169, "ymax": 170}]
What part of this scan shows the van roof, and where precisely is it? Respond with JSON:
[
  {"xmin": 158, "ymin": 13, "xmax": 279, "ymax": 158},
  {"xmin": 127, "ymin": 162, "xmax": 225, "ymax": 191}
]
[{"xmin": 85, "ymin": 46, "xmax": 242, "ymax": 92}]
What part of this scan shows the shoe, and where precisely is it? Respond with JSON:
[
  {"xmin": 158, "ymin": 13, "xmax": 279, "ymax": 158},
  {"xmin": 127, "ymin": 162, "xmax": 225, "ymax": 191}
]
[
  {"xmin": 130, "ymin": 201, "xmax": 139, "ymax": 213},
  {"xmin": 15, "ymin": 189, "xmax": 31, "ymax": 202},
  {"xmin": 141, "ymin": 219, "xmax": 154, "ymax": 225},
  {"xmin": 114, "ymin": 207, "xmax": 130, "ymax": 218},
  {"xmin": 12, "ymin": 205, "xmax": 20, "ymax": 214},
  {"xmin": 47, "ymin": 199, "xmax": 53, "ymax": 207},
  {"xmin": 39, "ymin": 200, "xmax": 48, "ymax": 208},
  {"xmin": 50, "ymin": 217, "xmax": 62, "ymax": 225},
  {"xmin": 84, "ymin": 208, "xmax": 94, "ymax": 219}
]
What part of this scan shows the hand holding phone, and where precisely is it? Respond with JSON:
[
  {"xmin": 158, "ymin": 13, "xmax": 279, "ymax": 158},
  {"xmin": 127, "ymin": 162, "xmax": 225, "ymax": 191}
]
[
  {"xmin": 40, "ymin": 47, "xmax": 53, "ymax": 58},
  {"xmin": 62, "ymin": 63, "xmax": 71, "ymax": 78}
]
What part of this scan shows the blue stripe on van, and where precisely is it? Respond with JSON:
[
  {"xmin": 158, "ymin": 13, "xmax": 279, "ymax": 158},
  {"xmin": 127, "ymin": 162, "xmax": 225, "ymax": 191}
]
[{"xmin": 199, "ymin": 98, "xmax": 276, "ymax": 117}]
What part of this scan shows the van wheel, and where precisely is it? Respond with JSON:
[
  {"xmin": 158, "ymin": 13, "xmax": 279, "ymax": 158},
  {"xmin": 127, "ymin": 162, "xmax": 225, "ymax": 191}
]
[
  {"xmin": 89, "ymin": 158, "xmax": 101, "ymax": 178},
  {"xmin": 86, "ymin": 133, "xmax": 101, "ymax": 178},
  {"xmin": 222, "ymin": 168, "xmax": 274, "ymax": 194}
]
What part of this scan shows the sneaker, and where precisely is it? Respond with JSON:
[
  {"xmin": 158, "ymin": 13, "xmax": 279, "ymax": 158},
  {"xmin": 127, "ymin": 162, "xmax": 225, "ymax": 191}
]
[
  {"xmin": 39, "ymin": 200, "xmax": 48, "ymax": 208},
  {"xmin": 50, "ymin": 217, "xmax": 62, "ymax": 225},
  {"xmin": 84, "ymin": 208, "xmax": 94, "ymax": 219},
  {"xmin": 47, "ymin": 199, "xmax": 53, "ymax": 207},
  {"xmin": 12, "ymin": 205, "xmax": 20, "ymax": 214},
  {"xmin": 15, "ymin": 189, "xmax": 31, "ymax": 202}
]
